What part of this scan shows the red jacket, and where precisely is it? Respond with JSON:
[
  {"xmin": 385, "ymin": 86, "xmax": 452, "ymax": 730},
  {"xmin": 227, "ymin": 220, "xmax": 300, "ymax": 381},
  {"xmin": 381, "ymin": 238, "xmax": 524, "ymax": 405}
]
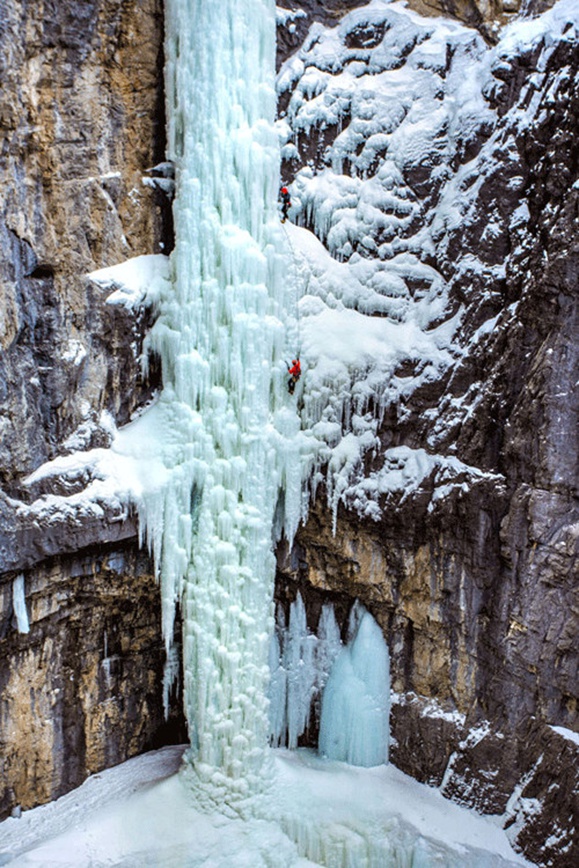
[{"xmin": 288, "ymin": 359, "xmax": 301, "ymax": 377}]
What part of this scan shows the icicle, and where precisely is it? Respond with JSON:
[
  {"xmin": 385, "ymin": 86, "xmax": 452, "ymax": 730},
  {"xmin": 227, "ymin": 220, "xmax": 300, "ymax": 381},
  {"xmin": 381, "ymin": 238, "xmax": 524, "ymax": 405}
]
[
  {"xmin": 285, "ymin": 593, "xmax": 317, "ymax": 749},
  {"xmin": 12, "ymin": 574, "xmax": 29, "ymax": 634},
  {"xmin": 314, "ymin": 603, "xmax": 342, "ymax": 702},
  {"xmin": 163, "ymin": 642, "xmax": 181, "ymax": 720},
  {"xmin": 268, "ymin": 597, "xmax": 343, "ymax": 750},
  {"xmin": 268, "ymin": 606, "xmax": 288, "ymax": 747},
  {"xmin": 101, "ymin": 629, "xmax": 112, "ymax": 690}
]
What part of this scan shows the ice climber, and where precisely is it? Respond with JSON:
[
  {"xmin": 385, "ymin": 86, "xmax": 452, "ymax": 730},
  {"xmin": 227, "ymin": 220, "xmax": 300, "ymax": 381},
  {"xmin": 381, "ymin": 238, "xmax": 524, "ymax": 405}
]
[
  {"xmin": 287, "ymin": 358, "xmax": 301, "ymax": 394},
  {"xmin": 280, "ymin": 186, "xmax": 291, "ymax": 222}
]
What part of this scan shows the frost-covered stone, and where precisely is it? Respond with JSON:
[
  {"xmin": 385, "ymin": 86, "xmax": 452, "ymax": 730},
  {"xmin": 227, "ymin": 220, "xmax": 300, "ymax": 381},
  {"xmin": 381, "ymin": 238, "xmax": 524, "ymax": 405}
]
[{"xmin": 276, "ymin": 3, "xmax": 578, "ymax": 863}]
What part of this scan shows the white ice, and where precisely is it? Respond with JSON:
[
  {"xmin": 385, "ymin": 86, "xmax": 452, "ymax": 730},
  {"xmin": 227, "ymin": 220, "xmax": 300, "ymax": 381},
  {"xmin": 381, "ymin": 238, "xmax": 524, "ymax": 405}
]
[
  {"xmin": 0, "ymin": 745, "xmax": 533, "ymax": 868},
  {"xmin": 12, "ymin": 574, "xmax": 30, "ymax": 635}
]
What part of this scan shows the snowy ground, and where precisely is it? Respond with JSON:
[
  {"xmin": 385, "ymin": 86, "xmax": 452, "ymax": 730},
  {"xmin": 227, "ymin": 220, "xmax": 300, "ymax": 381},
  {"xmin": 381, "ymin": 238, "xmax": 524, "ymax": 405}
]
[{"xmin": 0, "ymin": 746, "xmax": 532, "ymax": 867}]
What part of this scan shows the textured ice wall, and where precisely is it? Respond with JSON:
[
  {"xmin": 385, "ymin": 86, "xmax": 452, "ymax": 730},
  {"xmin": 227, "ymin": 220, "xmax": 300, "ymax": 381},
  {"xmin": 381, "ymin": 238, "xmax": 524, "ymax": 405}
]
[
  {"xmin": 269, "ymin": 596, "xmax": 390, "ymax": 767},
  {"xmin": 319, "ymin": 605, "xmax": 390, "ymax": 767},
  {"xmin": 269, "ymin": 594, "xmax": 342, "ymax": 749},
  {"xmin": 133, "ymin": 0, "xmax": 303, "ymax": 806}
]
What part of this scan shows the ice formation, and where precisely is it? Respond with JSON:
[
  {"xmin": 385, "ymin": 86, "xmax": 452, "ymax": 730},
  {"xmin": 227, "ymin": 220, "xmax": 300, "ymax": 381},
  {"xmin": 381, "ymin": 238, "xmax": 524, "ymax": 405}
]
[
  {"xmin": 269, "ymin": 596, "xmax": 390, "ymax": 767},
  {"xmin": 319, "ymin": 605, "xmax": 390, "ymax": 767},
  {"xmin": 134, "ymin": 0, "xmax": 394, "ymax": 805},
  {"xmin": 269, "ymin": 594, "xmax": 343, "ymax": 749},
  {"xmin": 12, "ymin": 573, "xmax": 30, "ymax": 635},
  {"xmin": 123, "ymin": 0, "xmax": 304, "ymax": 805},
  {"xmin": 84, "ymin": 0, "xmax": 312, "ymax": 804}
]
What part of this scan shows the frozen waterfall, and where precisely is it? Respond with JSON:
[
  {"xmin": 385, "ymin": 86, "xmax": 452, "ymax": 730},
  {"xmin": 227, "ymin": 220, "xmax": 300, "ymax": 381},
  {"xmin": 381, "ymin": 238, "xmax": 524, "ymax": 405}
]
[
  {"xmin": 145, "ymin": 0, "xmax": 393, "ymax": 803},
  {"xmin": 0, "ymin": 1, "xmax": 535, "ymax": 864},
  {"xmin": 319, "ymin": 605, "xmax": 390, "ymax": 767},
  {"xmin": 269, "ymin": 595, "xmax": 390, "ymax": 767},
  {"xmin": 137, "ymin": 0, "xmax": 303, "ymax": 805}
]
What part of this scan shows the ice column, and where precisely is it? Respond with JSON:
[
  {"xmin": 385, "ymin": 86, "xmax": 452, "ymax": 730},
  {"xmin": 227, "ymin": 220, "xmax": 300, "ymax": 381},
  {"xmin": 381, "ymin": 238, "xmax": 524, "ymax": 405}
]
[
  {"xmin": 319, "ymin": 606, "xmax": 390, "ymax": 767},
  {"xmin": 12, "ymin": 574, "xmax": 30, "ymax": 635},
  {"xmin": 269, "ymin": 596, "xmax": 342, "ymax": 749},
  {"xmin": 140, "ymin": 0, "xmax": 298, "ymax": 805}
]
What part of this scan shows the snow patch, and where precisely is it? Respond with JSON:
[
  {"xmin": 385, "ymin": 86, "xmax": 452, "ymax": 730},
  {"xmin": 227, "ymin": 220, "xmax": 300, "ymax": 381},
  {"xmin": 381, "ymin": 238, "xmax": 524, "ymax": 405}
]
[
  {"xmin": 392, "ymin": 691, "xmax": 466, "ymax": 727},
  {"xmin": 549, "ymin": 725, "xmax": 579, "ymax": 746},
  {"xmin": 88, "ymin": 253, "xmax": 170, "ymax": 310},
  {"xmin": 0, "ymin": 746, "xmax": 532, "ymax": 867}
]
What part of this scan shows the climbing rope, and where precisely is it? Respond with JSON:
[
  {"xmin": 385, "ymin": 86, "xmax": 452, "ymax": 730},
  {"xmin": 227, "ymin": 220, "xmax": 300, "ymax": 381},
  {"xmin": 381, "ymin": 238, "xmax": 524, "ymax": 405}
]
[{"xmin": 280, "ymin": 219, "xmax": 310, "ymax": 358}]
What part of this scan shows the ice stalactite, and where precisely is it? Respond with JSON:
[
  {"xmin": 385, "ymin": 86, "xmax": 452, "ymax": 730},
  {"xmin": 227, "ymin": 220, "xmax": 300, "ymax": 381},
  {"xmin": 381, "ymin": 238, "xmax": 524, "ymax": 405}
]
[
  {"xmin": 133, "ymin": 0, "xmax": 303, "ymax": 808},
  {"xmin": 269, "ymin": 597, "xmax": 390, "ymax": 766},
  {"xmin": 319, "ymin": 604, "xmax": 390, "ymax": 767},
  {"xmin": 12, "ymin": 574, "xmax": 30, "ymax": 635},
  {"xmin": 269, "ymin": 594, "xmax": 342, "ymax": 749}
]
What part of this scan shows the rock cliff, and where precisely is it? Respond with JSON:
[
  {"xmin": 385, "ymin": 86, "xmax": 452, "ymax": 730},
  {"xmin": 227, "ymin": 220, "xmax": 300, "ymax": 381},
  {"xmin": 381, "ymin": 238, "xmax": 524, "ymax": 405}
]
[
  {"xmin": 275, "ymin": 1, "xmax": 577, "ymax": 864},
  {"xmin": 0, "ymin": 544, "xmax": 184, "ymax": 816},
  {"xmin": 0, "ymin": 1, "xmax": 576, "ymax": 867},
  {"xmin": 0, "ymin": 0, "xmax": 181, "ymax": 818},
  {"xmin": 0, "ymin": 0, "xmax": 169, "ymax": 486}
]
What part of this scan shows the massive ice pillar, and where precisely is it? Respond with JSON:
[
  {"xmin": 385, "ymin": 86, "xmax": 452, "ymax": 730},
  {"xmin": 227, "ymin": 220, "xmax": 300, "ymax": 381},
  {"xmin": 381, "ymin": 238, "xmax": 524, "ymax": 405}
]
[{"xmin": 141, "ymin": 0, "xmax": 299, "ymax": 805}]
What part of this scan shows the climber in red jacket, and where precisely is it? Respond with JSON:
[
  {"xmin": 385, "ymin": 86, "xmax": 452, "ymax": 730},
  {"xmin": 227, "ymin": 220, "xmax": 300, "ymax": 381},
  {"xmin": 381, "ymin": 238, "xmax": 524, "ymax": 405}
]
[
  {"xmin": 287, "ymin": 358, "xmax": 301, "ymax": 394},
  {"xmin": 280, "ymin": 186, "xmax": 291, "ymax": 222}
]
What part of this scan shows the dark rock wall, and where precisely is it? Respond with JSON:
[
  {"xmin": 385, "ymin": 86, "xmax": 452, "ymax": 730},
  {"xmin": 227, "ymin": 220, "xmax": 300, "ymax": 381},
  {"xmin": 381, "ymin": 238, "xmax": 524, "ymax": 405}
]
[
  {"xmin": 0, "ymin": 545, "xmax": 185, "ymax": 817},
  {"xmin": 0, "ymin": 0, "xmax": 176, "ymax": 820},
  {"xmin": 275, "ymin": 2, "xmax": 578, "ymax": 865}
]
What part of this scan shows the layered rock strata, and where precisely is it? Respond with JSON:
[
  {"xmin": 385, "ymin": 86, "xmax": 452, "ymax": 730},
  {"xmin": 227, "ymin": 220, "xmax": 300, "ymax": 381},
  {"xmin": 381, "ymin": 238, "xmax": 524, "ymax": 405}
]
[
  {"xmin": 275, "ymin": 2, "xmax": 578, "ymax": 864},
  {"xmin": 0, "ymin": 0, "xmax": 176, "ymax": 818},
  {"xmin": 0, "ymin": 545, "xmax": 185, "ymax": 817},
  {"xmin": 0, "ymin": 0, "xmax": 168, "ymax": 494}
]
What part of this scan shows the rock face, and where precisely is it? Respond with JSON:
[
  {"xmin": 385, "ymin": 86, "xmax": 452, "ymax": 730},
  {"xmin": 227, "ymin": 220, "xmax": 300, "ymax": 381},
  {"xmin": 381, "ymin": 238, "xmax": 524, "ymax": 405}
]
[
  {"xmin": 0, "ymin": 0, "xmax": 177, "ymax": 819},
  {"xmin": 0, "ymin": 545, "xmax": 186, "ymax": 817},
  {"xmin": 276, "ymin": 0, "xmax": 558, "ymax": 66},
  {"xmin": 275, "ymin": 1, "xmax": 578, "ymax": 865},
  {"xmin": 0, "ymin": 0, "xmax": 168, "ymax": 494},
  {"xmin": 0, "ymin": 1, "xmax": 576, "ymax": 867}
]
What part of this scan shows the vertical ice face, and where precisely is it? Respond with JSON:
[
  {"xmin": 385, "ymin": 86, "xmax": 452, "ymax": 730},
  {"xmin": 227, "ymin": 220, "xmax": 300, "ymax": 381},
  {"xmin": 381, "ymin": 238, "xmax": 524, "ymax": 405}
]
[
  {"xmin": 269, "ymin": 596, "xmax": 343, "ymax": 750},
  {"xmin": 319, "ymin": 607, "xmax": 390, "ymax": 767},
  {"xmin": 269, "ymin": 599, "xmax": 389, "ymax": 766},
  {"xmin": 137, "ymin": 0, "xmax": 302, "ymax": 805}
]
